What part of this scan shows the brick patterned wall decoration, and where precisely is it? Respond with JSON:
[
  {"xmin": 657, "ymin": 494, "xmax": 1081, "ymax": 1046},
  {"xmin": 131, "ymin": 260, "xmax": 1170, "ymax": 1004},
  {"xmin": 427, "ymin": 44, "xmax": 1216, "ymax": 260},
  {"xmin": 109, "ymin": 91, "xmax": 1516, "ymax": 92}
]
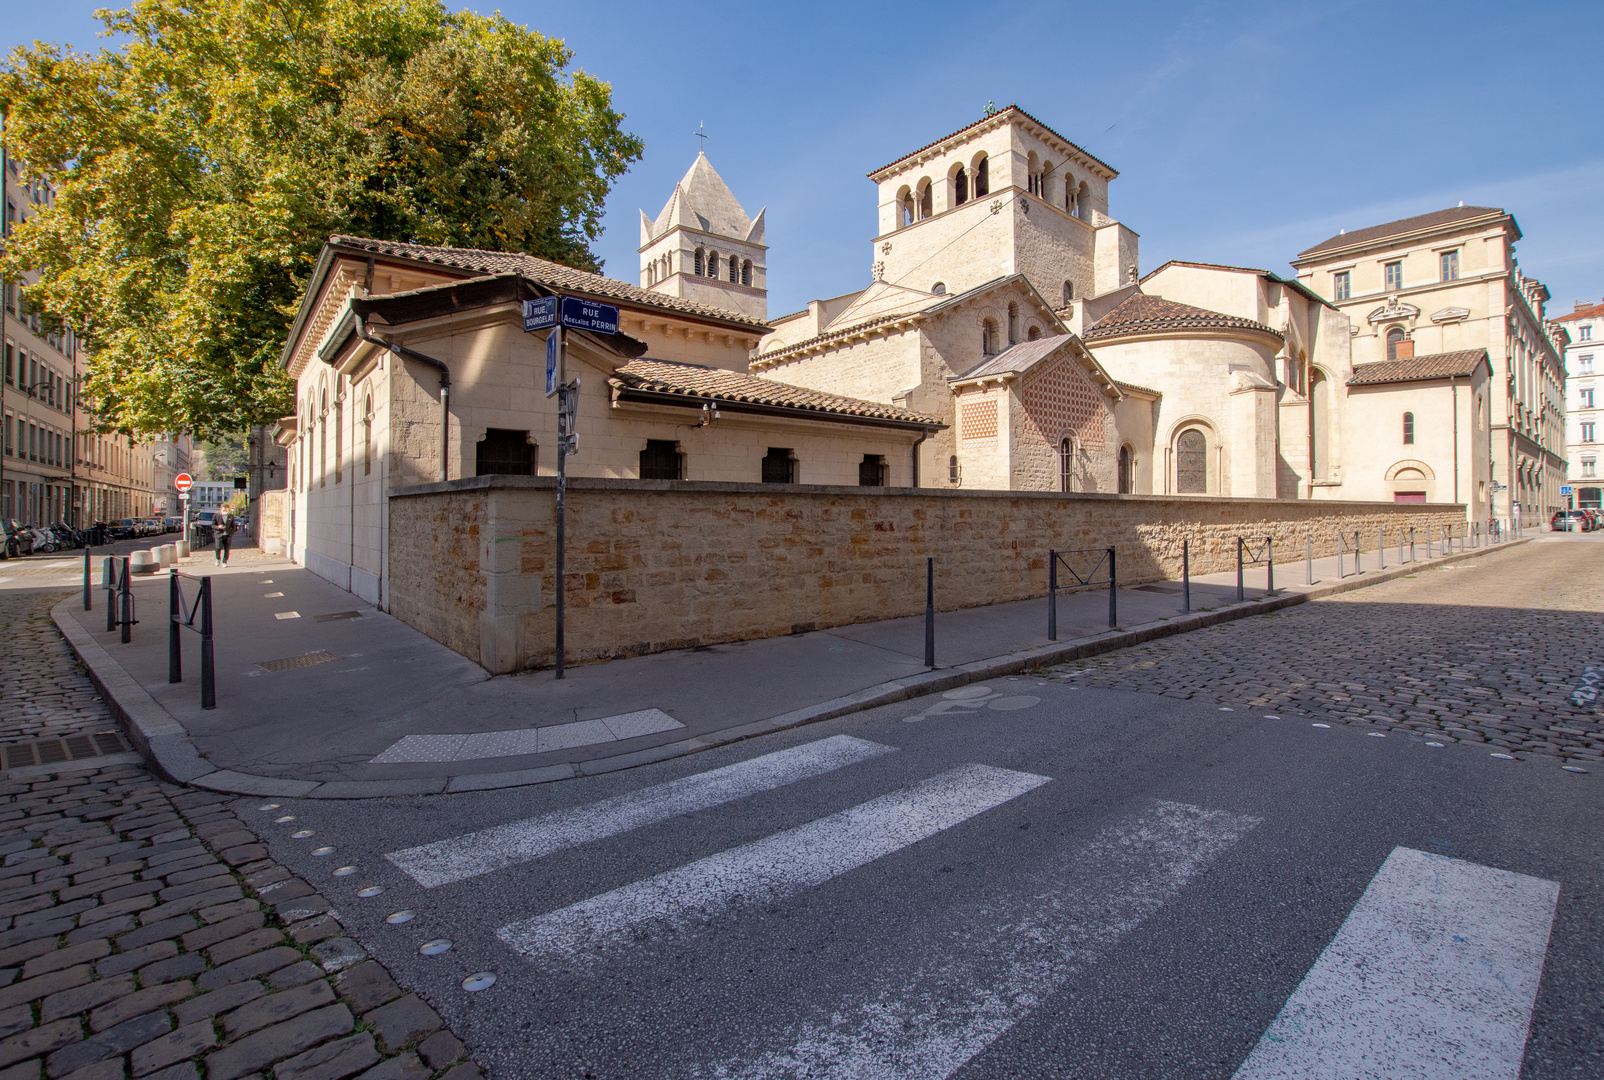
[
  {"xmin": 1020, "ymin": 356, "xmax": 1108, "ymax": 450},
  {"xmin": 960, "ymin": 397, "xmax": 998, "ymax": 440}
]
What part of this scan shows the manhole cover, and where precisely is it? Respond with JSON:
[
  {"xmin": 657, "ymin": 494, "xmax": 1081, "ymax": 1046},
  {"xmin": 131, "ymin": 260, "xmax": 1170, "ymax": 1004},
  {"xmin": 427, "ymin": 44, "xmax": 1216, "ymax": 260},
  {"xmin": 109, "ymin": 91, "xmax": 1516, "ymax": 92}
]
[
  {"xmin": 256, "ymin": 652, "xmax": 342, "ymax": 673},
  {"xmin": 313, "ymin": 611, "xmax": 363, "ymax": 623},
  {"xmin": 2, "ymin": 731, "xmax": 129, "ymax": 771}
]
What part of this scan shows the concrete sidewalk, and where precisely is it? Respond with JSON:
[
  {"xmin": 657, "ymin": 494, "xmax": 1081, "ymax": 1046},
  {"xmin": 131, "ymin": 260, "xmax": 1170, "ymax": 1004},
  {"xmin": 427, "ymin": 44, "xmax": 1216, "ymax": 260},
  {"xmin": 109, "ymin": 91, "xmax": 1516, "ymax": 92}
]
[{"xmin": 53, "ymin": 535, "xmax": 1530, "ymax": 798}]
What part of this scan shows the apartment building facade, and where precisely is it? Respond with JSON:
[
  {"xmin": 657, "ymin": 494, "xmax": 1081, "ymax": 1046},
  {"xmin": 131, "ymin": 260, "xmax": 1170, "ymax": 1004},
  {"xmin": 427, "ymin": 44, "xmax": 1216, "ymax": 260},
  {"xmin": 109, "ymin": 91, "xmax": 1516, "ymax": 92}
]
[
  {"xmin": 1556, "ymin": 298, "xmax": 1602, "ymax": 509},
  {"xmin": 1293, "ymin": 205, "xmax": 1566, "ymax": 528}
]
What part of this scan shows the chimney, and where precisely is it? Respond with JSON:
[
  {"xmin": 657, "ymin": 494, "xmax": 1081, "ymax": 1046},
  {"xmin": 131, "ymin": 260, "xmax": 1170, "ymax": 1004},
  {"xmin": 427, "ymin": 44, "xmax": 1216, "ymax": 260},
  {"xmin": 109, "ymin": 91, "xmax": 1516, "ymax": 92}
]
[{"xmin": 1395, "ymin": 338, "xmax": 1415, "ymax": 360}]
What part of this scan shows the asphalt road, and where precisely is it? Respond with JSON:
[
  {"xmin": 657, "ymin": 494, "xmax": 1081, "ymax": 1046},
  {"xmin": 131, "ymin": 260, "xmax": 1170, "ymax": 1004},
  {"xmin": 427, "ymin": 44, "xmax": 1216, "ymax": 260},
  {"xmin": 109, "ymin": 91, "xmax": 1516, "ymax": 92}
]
[{"xmin": 233, "ymin": 672, "xmax": 1604, "ymax": 1080}]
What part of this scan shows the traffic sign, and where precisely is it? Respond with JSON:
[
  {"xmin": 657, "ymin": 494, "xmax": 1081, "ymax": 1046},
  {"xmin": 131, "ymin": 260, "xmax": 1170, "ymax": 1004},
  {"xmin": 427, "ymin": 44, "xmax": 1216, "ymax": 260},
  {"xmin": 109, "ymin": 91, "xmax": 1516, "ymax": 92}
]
[
  {"xmin": 174, "ymin": 473, "xmax": 193, "ymax": 493},
  {"xmin": 1561, "ymin": 485, "xmax": 1573, "ymax": 495},
  {"xmin": 546, "ymin": 331, "xmax": 558, "ymax": 396},
  {"xmin": 560, "ymin": 297, "xmax": 619, "ymax": 335},
  {"xmin": 523, "ymin": 296, "xmax": 558, "ymax": 332}
]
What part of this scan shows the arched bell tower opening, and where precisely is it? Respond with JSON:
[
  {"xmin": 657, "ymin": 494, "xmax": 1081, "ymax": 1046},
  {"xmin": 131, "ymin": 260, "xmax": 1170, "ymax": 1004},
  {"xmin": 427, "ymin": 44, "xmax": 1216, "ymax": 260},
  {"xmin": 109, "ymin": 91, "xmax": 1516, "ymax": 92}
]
[{"xmin": 639, "ymin": 152, "xmax": 768, "ymax": 321}]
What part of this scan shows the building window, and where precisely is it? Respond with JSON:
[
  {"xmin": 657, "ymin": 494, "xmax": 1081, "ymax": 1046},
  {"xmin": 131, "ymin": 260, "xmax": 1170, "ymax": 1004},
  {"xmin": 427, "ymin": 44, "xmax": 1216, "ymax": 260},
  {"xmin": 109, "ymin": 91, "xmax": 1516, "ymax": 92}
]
[
  {"xmin": 949, "ymin": 455, "xmax": 960, "ymax": 485},
  {"xmin": 729, "ymin": 256, "xmax": 739, "ymax": 284},
  {"xmin": 1580, "ymin": 326, "xmax": 1593, "ymax": 341},
  {"xmin": 1059, "ymin": 437, "xmax": 1074, "ymax": 493},
  {"xmin": 741, "ymin": 260, "xmax": 752, "ymax": 287},
  {"xmin": 1333, "ymin": 271, "xmax": 1350, "ymax": 301},
  {"xmin": 1062, "ymin": 281, "xmax": 1074, "ymax": 305},
  {"xmin": 706, "ymin": 251, "xmax": 719, "ymax": 279},
  {"xmin": 363, "ymin": 395, "xmax": 374, "ymax": 475},
  {"xmin": 918, "ymin": 180, "xmax": 932, "ymax": 220},
  {"xmin": 974, "ymin": 156, "xmax": 990, "ymax": 197},
  {"xmin": 1440, "ymin": 250, "xmax": 1459, "ymax": 282},
  {"xmin": 1118, "ymin": 445, "xmax": 1133, "ymax": 494},
  {"xmin": 1386, "ymin": 327, "xmax": 1406, "ymax": 362},
  {"xmin": 333, "ymin": 392, "xmax": 343, "ymax": 483},
  {"xmin": 858, "ymin": 454, "xmax": 886, "ymax": 487},
  {"xmin": 1584, "ymin": 423, "xmax": 1597, "ymax": 443},
  {"xmin": 1581, "ymin": 354, "xmax": 1595, "ymax": 374},
  {"xmin": 475, "ymin": 429, "xmax": 536, "ymax": 475},
  {"xmin": 1584, "ymin": 459, "xmax": 1597, "ymax": 477},
  {"xmin": 954, "ymin": 167, "xmax": 968, "ymax": 206},
  {"xmin": 761, "ymin": 447, "xmax": 795, "ymax": 484},
  {"xmin": 1384, "ymin": 261, "xmax": 1403, "ymax": 292},
  {"xmin": 931, "ymin": 282, "xmax": 946, "ymax": 296},
  {"xmin": 1402, "ymin": 412, "xmax": 1414, "ymax": 444},
  {"xmin": 694, "ymin": 249, "xmax": 705, "ymax": 276},
  {"xmin": 639, "ymin": 439, "xmax": 682, "ymax": 480},
  {"xmin": 1582, "ymin": 388, "xmax": 1595, "ymax": 409},
  {"xmin": 981, "ymin": 318, "xmax": 999, "ymax": 355},
  {"xmin": 1176, "ymin": 429, "xmax": 1207, "ymax": 493},
  {"xmin": 1006, "ymin": 302, "xmax": 1019, "ymax": 346}
]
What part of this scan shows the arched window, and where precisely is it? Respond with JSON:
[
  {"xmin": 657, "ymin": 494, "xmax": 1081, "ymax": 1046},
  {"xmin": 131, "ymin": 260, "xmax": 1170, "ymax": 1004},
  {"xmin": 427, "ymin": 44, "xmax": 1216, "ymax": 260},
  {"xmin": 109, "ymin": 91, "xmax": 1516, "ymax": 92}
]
[
  {"xmin": 694, "ymin": 248, "xmax": 705, "ymax": 276},
  {"xmin": 1386, "ymin": 327, "xmax": 1405, "ymax": 361},
  {"xmin": 1006, "ymin": 302, "xmax": 1019, "ymax": 346},
  {"xmin": 931, "ymin": 282, "xmax": 946, "ymax": 296},
  {"xmin": 1026, "ymin": 152, "xmax": 1040, "ymax": 195},
  {"xmin": 949, "ymin": 455, "xmax": 960, "ymax": 485},
  {"xmin": 974, "ymin": 155, "xmax": 990, "ymax": 197},
  {"xmin": 897, "ymin": 186, "xmax": 913, "ymax": 228},
  {"xmin": 1075, "ymin": 181, "xmax": 1089, "ymax": 218},
  {"xmin": 1062, "ymin": 281, "xmax": 1074, "ymax": 305},
  {"xmin": 333, "ymin": 385, "xmax": 343, "ymax": 484},
  {"xmin": 1065, "ymin": 177, "xmax": 1076, "ymax": 214},
  {"xmin": 954, "ymin": 167, "xmax": 968, "ymax": 206},
  {"xmin": 741, "ymin": 259, "xmax": 752, "ymax": 287},
  {"xmin": 1402, "ymin": 412, "xmax": 1415, "ymax": 445},
  {"xmin": 706, "ymin": 251, "xmax": 719, "ymax": 278},
  {"xmin": 729, "ymin": 256, "xmax": 739, "ymax": 284},
  {"xmin": 1118, "ymin": 445, "xmax": 1134, "ymax": 494},
  {"xmin": 918, "ymin": 180, "xmax": 932, "ymax": 220},
  {"xmin": 1059, "ymin": 437, "xmax": 1074, "ymax": 493},
  {"xmin": 1027, "ymin": 325, "xmax": 1041, "ymax": 341},
  {"xmin": 1310, "ymin": 370, "xmax": 1330, "ymax": 478},
  {"xmin": 363, "ymin": 394, "xmax": 373, "ymax": 475},
  {"xmin": 318, "ymin": 387, "xmax": 327, "ymax": 489},
  {"xmin": 1177, "ymin": 429, "xmax": 1207, "ymax": 493},
  {"xmin": 981, "ymin": 318, "xmax": 1000, "ymax": 355}
]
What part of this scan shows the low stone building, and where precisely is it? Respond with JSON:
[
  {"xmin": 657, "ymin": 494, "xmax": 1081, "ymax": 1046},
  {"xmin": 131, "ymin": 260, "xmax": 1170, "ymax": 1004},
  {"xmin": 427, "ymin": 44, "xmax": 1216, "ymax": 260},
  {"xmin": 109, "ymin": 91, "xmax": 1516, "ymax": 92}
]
[{"xmin": 275, "ymin": 236, "xmax": 942, "ymax": 603}]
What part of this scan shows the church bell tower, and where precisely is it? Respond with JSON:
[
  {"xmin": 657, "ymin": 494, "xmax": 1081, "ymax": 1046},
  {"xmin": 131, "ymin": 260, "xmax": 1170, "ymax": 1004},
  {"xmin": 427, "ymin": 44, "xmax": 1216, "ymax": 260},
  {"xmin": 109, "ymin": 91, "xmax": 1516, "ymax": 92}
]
[{"xmin": 639, "ymin": 153, "xmax": 768, "ymax": 322}]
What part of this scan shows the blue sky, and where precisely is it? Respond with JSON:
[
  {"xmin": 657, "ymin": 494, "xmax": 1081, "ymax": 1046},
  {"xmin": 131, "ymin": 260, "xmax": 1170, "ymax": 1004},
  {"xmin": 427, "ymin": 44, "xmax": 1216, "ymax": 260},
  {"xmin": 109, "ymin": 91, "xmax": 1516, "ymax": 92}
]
[{"xmin": 8, "ymin": 0, "xmax": 1603, "ymax": 319}]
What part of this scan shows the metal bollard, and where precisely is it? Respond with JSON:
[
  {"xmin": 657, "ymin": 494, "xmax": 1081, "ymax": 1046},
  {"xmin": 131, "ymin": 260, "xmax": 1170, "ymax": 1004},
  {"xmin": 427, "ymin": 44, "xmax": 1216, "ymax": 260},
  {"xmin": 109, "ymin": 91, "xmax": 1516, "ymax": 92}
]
[
  {"xmin": 1410, "ymin": 527, "xmax": 1416, "ymax": 562},
  {"xmin": 1427, "ymin": 530, "xmax": 1433, "ymax": 559},
  {"xmin": 119, "ymin": 557, "xmax": 132, "ymax": 644},
  {"xmin": 105, "ymin": 557, "xmax": 117, "ymax": 632},
  {"xmin": 1355, "ymin": 530, "xmax": 1362, "ymax": 574},
  {"xmin": 1106, "ymin": 547, "xmax": 1117, "ymax": 629},
  {"xmin": 1378, "ymin": 527, "xmax": 1384, "ymax": 570},
  {"xmin": 924, "ymin": 557, "xmax": 935, "ymax": 668},
  {"xmin": 1398, "ymin": 528, "xmax": 1404, "ymax": 566},
  {"xmin": 1236, "ymin": 537, "xmax": 1245, "ymax": 602},
  {"xmin": 1266, "ymin": 537, "xmax": 1275, "ymax": 594},
  {"xmin": 1337, "ymin": 533, "xmax": 1345, "ymax": 579},
  {"xmin": 200, "ymin": 577, "xmax": 215, "ymax": 709},
  {"xmin": 1047, "ymin": 550, "xmax": 1058, "ymax": 641},
  {"xmin": 1182, "ymin": 540, "xmax": 1191, "ymax": 613},
  {"xmin": 83, "ymin": 547, "xmax": 92, "ymax": 611},
  {"xmin": 1306, "ymin": 535, "xmax": 1313, "ymax": 586},
  {"xmin": 169, "ymin": 570, "xmax": 181, "ymax": 684}
]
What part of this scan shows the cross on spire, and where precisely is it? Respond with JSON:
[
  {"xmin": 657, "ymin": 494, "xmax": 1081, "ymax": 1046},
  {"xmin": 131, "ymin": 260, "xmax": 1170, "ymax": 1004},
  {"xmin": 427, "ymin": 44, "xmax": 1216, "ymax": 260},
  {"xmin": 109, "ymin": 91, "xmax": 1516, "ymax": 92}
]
[{"xmin": 694, "ymin": 121, "xmax": 709, "ymax": 152}]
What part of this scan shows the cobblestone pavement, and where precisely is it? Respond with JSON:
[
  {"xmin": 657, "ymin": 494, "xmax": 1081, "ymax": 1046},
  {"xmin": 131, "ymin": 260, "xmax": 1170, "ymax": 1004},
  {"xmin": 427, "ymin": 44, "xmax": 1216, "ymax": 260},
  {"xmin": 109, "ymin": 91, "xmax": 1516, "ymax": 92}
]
[
  {"xmin": 0, "ymin": 592, "xmax": 114, "ymax": 746},
  {"xmin": 0, "ymin": 592, "xmax": 483, "ymax": 1080},
  {"xmin": 1058, "ymin": 537, "xmax": 1604, "ymax": 762}
]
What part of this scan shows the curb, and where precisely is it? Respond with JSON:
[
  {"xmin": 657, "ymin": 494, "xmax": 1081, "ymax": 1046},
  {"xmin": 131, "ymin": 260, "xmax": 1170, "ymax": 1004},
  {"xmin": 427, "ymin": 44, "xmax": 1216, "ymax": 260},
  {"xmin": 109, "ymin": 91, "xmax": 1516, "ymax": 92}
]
[{"xmin": 53, "ymin": 537, "xmax": 1532, "ymax": 798}]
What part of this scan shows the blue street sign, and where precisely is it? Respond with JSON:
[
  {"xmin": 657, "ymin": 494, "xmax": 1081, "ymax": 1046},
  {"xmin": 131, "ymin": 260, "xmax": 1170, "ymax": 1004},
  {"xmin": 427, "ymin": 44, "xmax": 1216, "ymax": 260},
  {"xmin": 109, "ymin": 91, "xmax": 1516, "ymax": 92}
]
[
  {"xmin": 1561, "ymin": 485, "xmax": 1573, "ymax": 495},
  {"xmin": 560, "ymin": 296, "xmax": 620, "ymax": 335},
  {"xmin": 545, "ymin": 331, "xmax": 558, "ymax": 396},
  {"xmin": 522, "ymin": 296, "xmax": 558, "ymax": 332}
]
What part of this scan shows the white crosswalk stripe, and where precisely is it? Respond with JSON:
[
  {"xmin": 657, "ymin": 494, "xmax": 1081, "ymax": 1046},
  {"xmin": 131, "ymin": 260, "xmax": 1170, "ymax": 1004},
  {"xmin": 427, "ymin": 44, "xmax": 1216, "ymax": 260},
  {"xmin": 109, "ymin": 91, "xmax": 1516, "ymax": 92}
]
[
  {"xmin": 693, "ymin": 799, "xmax": 1259, "ymax": 1080},
  {"xmin": 495, "ymin": 762, "xmax": 1050, "ymax": 967},
  {"xmin": 385, "ymin": 734, "xmax": 894, "ymax": 888},
  {"xmin": 1232, "ymin": 846, "xmax": 1559, "ymax": 1080}
]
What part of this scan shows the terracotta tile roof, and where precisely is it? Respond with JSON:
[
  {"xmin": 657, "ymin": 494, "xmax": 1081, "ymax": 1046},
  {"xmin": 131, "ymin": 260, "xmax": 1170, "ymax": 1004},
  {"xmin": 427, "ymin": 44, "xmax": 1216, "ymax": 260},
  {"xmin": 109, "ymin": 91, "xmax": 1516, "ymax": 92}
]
[
  {"xmin": 867, "ymin": 105, "xmax": 1116, "ymax": 180},
  {"xmin": 1557, "ymin": 300, "xmax": 1604, "ymax": 322},
  {"xmin": 1082, "ymin": 293, "xmax": 1280, "ymax": 342},
  {"xmin": 1114, "ymin": 379, "xmax": 1161, "ymax": 397},
  {"xmin": 612, "ymin": 359, "xmax": 945, "ymax": 427},
  {"xmin": 327, "ymin": 235, "xmax": 769, "ymax": 330},
  {"xmin": 1347, "ymin": 349, "xmax": 1489, "ymax": 386},
  {"xmin": 956, "ymin": 335, "xmax": 1074, "ymax": 380},
  {"xmin": 1297, "ymin": 206, "xmax": 1505, "ymax": 259}
]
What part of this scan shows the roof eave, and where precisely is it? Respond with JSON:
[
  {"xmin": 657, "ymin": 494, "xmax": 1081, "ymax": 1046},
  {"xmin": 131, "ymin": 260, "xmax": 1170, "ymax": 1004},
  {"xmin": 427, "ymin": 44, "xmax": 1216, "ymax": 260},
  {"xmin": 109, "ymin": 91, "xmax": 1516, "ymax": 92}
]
[{"xmin": 611, "ymin": 385, "xmax": 944, "ymax": 432}]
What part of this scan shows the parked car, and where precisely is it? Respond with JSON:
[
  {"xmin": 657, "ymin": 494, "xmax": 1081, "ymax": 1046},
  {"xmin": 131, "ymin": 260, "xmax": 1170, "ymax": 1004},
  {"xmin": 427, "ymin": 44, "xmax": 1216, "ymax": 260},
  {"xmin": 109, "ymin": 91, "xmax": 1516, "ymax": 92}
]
[
  {"xmin": 1551, "ymin": 510, "xmax": 1591, "ymax": 532},
  {"xmin": 2, "ymin": 519, "xmax": 32, "ymax": 558},
  {"xmin": 165, "ymin": 517, "xmax": 182, "ymax": 532}
]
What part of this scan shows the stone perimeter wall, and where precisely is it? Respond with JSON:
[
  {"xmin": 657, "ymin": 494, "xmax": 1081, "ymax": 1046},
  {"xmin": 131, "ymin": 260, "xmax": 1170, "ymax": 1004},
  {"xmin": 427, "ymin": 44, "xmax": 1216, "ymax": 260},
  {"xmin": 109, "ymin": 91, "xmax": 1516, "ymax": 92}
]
[{"xmin": 387, "ymin": 477, "xmax": 1466, "ymax": 673}]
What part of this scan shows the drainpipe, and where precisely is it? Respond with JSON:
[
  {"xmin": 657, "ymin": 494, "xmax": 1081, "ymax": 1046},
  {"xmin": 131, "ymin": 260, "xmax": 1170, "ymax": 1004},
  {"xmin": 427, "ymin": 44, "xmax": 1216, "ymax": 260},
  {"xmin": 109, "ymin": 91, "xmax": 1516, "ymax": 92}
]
[
  {"xmin": 910, "ymin": 430, "xmax": 928, "ymax": 487},
  {"xmin": 353, "ymin": 315, "xmax": 451, "ymax": 483},
  {"xmin": 1451, "ymin": 375, "xmax": 1460, "ymax": 506}
]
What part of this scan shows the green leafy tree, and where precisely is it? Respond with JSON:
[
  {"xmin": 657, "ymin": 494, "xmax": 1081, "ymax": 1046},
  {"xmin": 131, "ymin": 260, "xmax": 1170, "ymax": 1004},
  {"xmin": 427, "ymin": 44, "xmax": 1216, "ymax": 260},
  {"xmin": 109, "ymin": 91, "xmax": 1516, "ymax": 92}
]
[{"xmin": 0, "ymin": 0, "xmax": 641, "ymax": 440}]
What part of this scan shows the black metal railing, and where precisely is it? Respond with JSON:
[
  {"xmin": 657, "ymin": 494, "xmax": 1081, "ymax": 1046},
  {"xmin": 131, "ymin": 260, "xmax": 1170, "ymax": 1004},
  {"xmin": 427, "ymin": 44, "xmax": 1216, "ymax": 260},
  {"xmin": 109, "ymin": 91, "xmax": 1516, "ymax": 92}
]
[
  {"xmin": 1048, "ymin": 546, "xmax": 1116, "ymax": 638},
  {"xmin": 169, "ymin": 569, "xmax": 216, "ymax": 709},
  {"xmin": 1236, "ymin": 536, "xmax": 1274, "ymax": 600},
  {"xmin": 103, "ymin": 555, "xmax": 136, "ymax": 642}
]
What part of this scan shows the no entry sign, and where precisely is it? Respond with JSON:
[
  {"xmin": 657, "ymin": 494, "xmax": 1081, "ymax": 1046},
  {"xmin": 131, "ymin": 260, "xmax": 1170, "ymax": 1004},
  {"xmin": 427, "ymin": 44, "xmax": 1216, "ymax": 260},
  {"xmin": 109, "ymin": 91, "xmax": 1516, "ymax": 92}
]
[{"xmin": 174, "ymin": 473, "xmax": 193, "ymax": 493}]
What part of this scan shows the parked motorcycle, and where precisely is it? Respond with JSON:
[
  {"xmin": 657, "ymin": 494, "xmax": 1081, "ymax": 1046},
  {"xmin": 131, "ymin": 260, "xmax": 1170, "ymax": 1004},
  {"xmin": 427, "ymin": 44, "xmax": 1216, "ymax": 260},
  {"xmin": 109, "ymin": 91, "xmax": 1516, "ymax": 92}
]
[{"xmin": 27, "ymin": 526, "xmax": 59, "ymax": 554}]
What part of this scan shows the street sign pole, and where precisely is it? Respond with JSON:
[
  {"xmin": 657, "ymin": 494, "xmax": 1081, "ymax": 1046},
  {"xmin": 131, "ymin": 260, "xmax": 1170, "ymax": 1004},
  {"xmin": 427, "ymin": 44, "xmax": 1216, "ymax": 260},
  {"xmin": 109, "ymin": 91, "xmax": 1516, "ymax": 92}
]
[{"xmin": 555, "ymin": 325, "xmax": 568, "ymax": 680}]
